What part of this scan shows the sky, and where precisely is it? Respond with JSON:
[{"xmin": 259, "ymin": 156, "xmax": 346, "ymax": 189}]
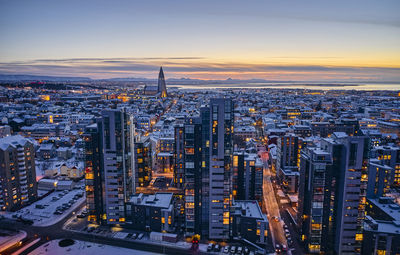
[{"xmin": 0, "ymin": 0, "xmax": 399, "ymax": 81}]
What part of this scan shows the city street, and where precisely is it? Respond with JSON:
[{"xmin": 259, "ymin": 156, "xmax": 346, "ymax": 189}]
[{"xmin": 261, "ymin": 152, "xmax": 289, "ymax": 254}]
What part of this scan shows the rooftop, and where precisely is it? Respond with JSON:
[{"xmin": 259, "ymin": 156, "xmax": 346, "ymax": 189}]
[
  {"xmin": 232, "ymin": 200, "xmax": 266, "ymax": 220},
  {"xmin": 0, "ymin": 135, "xmax": 32, "ymax": 151},
  {"xmin": 129, "ymin": 193, "xmax": 173, "ymax": 209}
]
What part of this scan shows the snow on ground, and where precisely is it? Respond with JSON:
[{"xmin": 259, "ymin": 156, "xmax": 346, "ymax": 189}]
[
  {"xmin": 29, "ymin": 239, "xmax": 160, "ymax": 255},
  {"xmin": 1, "ymin": 187, "xmax": 86, "ymax": 227},
  {"xmin": 0, "ymin": 230, "xmax": 26, "ymax": 253}
]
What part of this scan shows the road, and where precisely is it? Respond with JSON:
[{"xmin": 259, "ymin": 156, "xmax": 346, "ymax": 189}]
[{"xmin": 261, "ymin": 152, "xmax": 288, "ymax": 253}]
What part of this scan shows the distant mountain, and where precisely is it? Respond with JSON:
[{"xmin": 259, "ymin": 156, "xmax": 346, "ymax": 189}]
[
  {"xmin": 0, "ymin": 73, "xmax": 398, "ymax": 85},
  {"xmin": 0, "ymin": 74, "xmax": 91, "ymax": 82}
]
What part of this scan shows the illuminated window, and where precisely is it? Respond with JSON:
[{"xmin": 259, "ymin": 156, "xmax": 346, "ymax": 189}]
[
  {"xmin": 233, "ymin": 156, "xmax": 238, "ymax": 167},
  {"xmin": 185, "ymin": 148, "xmax": 194, "ymax": 154}
]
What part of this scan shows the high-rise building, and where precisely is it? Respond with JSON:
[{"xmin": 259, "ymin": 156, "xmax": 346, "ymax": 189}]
[
  {"xmin": 363, "ymin": 197, "xmax": 400, "ymax": 255},
  {"xmin": 135, "ymin": 136, "xmax": 152, "ymax": 188},
  {"xmin": 208, "ymin": 98, "xmax": 234, "ymax": 239},
  {"xmin": 157, "ymin": 66, "xmax": 167, "ymax": 98},
  {"xmin": 366, "ymin": 159, "xmax": 392, "ymax": 198},
  {"xmin": 84, "ymin": 109, "xmax": 135, "ymax": 225},
  {"xmin": 276, "ymin": 134, "xmax": 303, "ymax": 193},
  {"xmin": 232, "ymin": 152, "xmax": 263, "ymax": 202},
  {"xmin": 0, "ymin": 135, "xmax": 37, "ymax": 211},
  {"xmin": 298, "ymin": 132, "xmax": 369, "ymax": 254},
  {"xmin": 200, "ymin": 105, "xmax": 211, "ymax": 237},
  {"xmin": 84, "ymin": 123, "xmax": 104, "ymax": 223},
  {"xmin": 174, "ymin": 124, "xmax": 185, "ymax": 189},
  {"xmin": 174, "ymin": 99, "xmax": 234, "ymax": 238},
  {"xmin": 183, "ymin": 117, "xmax": 202, "ymax": 235},
  {"xmin": 370, "ymin": 146, "xmax": 400, "ymax": 187}
]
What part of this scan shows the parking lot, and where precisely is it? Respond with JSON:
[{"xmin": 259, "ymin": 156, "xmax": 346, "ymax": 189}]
[
  {"xmin": 65, "ymin": 217, "xmax": 264, "ymax": 255},
  {"xmin": 4, "ymin": 187, "xmax": 85, "ymax": 227}
]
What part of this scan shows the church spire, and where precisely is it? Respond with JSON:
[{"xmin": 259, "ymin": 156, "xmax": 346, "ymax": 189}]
[{"xmin": 157, "ymin": 66, "xmax": 167, "ymax": 98}]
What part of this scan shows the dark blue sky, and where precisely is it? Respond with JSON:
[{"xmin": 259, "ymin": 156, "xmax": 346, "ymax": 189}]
[{"xmin": 0, "ymin": 0, "xmax": 399, "ymax": 81}]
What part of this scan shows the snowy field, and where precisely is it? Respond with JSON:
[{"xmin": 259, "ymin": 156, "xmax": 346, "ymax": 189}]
[
  {"xmin": 1, "ymin": 187, "xmax": 85, "ymax": 226},
  {"xmin": 29, "ymin": 239, "xmax": 161, "ymax": 255}
]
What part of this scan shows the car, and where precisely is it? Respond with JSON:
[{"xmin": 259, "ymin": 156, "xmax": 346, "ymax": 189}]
[
  {"xmin": 87, "ymin": 227, "xmax": 95, "ymax": 232},
  {"xmin": 137, "ymin": 233, "xmax": 144, "ymax": 240},
  {"xmin": 244, "ymin": 247, "xmax": 250, "ymax": 254},
  {"xmin": 52, "ymin": 197, "xmax": 59, "ymax": 201},
  {"xmin": 207, "ymin": 243, "xmax": 214, "ymax": 252},
  {"xmin": 272, "ymin": 216, "xmax": 280, "ymax": 222},
  {"xmin": 131, "ymin": 233, "xmax": 137, "ymax": 239},
  {"xmin": 77, "ymin": 213, "xmax": 85, "ymax": 218},
  {"xmin": 54, "ymin": 210, "xmax": 63, "ymax": 215},
  {"xmin": 282, "ymin": 245, "xmax": 287, "ymax": 252},
  {"xmin": 237, "ymin": 246, "xmax": 243, "ymax": 254},
  {"xmin": 275, "ymin": 244, "xmax": 282, "ymax": 253},
  {"xmin": 223, "ymin": 246, "xmax": 229, "ymax": 253},
  {"xmin": 230, "ymin": 246, "xmax": 236, "ymax": 254},
  {"xmin": 126, "ymin": 233, "xmax": 133, "ymax": 239},
  {"xmin": 214, "ymin": 244, "xmax": 220, "ymax": 252}
]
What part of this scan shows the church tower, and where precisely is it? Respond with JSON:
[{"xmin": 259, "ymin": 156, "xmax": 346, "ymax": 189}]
[{"xmin": 157, "ymin": 66, "xmax": 167, "ymax": 98}]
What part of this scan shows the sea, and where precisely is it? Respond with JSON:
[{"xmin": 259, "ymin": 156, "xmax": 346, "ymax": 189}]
[{"xmin": 172, "ymin": 82, "xmax": 400, "ymax": 91}]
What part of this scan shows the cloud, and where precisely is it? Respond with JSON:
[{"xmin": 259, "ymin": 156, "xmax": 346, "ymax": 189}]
[{"xmin": 0, "ymin": 57, "xmax": 399, "ymax": 81}]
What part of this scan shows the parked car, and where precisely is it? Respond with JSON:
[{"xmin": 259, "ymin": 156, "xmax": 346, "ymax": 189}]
[
  {"xmin": 214, "ymin": 244, "xmax": 220, "ymax": 252},
  {"xmin": 237, "ymin": 246, "xmax": 243, "ymax": 254},
  {"xmin": 137, "ymin": 233, "xmax": 144, "ymax": 240},
  {"xmin": 230, "ymin": 246, "xmax": 236, "ymax": 254},
  {"xmin": 207, "ymin": 243, "xmax": 214, "ymax": 252},
  {"xmin": 223, "ymin": 246, "xmax": 229, "ymax": 253}
]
